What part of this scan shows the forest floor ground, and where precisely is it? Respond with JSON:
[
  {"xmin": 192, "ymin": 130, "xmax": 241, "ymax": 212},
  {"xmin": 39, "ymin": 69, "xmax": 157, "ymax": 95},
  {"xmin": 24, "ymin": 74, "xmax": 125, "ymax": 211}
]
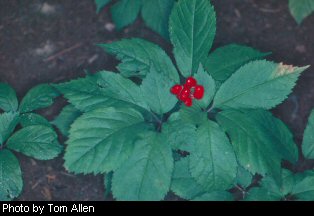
[{"xmin": 0, "ymin": 0, "xmax": 313, "ymax": 200}]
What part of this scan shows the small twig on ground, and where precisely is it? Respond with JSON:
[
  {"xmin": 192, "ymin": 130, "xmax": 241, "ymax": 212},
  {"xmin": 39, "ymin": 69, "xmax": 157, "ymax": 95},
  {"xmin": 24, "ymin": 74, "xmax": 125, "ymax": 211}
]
[
  {"xmin": 41, "ymin": 187, "xmax": 52, "ymax": 201},
  {"xmin": 234, "ymin": 9, "xmax": 241, "ymax": 18},
  {"xmin": 258, "ymin": 7, "xmax": 281, "ymax": 13},
  {"xmin": 43, "ymin": 42, "xmax": 83, "ymax": 62},
  {"xmin": 60, "ymin": 171, "xmax": 76, "ymax": 178},
  {"xmin": 251, "ymin": 1, "xmax": 282, "ymax": 13},
  {"xmin": 31, "ymin": 176, "xmax": 46, "ymax": 189}
]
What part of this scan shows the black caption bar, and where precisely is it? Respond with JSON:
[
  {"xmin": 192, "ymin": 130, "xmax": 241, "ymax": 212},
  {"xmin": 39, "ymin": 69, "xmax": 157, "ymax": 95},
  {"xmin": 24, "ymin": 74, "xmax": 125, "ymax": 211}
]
[
  {"xmin": 0, "ymin": 201, "xmax": 311, "ymax": 215},
  {"xmin": 1, "ymin": 203, "xmax": 95, "ymax": 214}
]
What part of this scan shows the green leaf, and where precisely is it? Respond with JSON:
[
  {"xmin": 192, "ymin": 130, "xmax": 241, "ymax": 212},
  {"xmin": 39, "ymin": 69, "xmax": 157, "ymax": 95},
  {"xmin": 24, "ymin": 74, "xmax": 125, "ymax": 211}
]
[
  {"xmin": 214, "ymin": 61, "xmax": 309, "ymax": 110},
  {"xmin": 192, "ymin": 191, "xmax": 234, "ymax": 201},
  {"xmin": 52, "ymin": 105, "xmax": 82, "ymax": 137},
  {"xmin": 96, "ymin": 71, "xmax": 149, "ymax": 111},
  {"xmin": 140, "ymin": 67, "xmax": 177, "ymax": 115},
  {"xmin": 7, "ymin": 125, "xmax": 62, "ymax": 160},
  {"xmin": 245, "ymin": 169, "xmax": 292, "ymax": 201},
  {"xmin": 20, "ymin": 113, "xmax": 51, "ymax": 128},
  {"xmin": 302, "ymin": 109, "xmax": 314, "ymax": 159},
  {"xmin": 289, "ymin": 0, "xmax": 314, "ymax": 24},
  {"xmin": 0, "ymin": 150, "xmax": 23, "ymax": 201},
  {"xmin": 236, "ymin": 166, "xmax": 253, "ymax": 189},
  {"xmin": 204, "ymin": 44, "xmax": 270, "ymax": 82},
  {"xmin": 19, "ymin": 84, "xmax": 59, "ymax": 113},
  {"xmin": 54, "ymin": 76, "xmax": 115, "ymax": 112},
  {"xmin": 111, "ymin": 0, "xmax": 141, "ymax": 30},
  {"xmin": 245, "ymin": 187, "xmax": 282, "ymax": 201},
  {"xmin": 292, "ymin": 171, "xmax": 314, "ymax": 200},
  {"xmin": 0, "ymin": 112, "xmax": 19, "ymax": 145},
  {"xmin": 282, "ymin": 171, "xmax": 298, "ymax": 196},
  {"xmin": 251, "ymin": 110, "xmax": 298, "ymax": 164},
  {"xmin": 217, "ymin": 109, "xmax": 298, "ymax": 184},
  {"xmin": 95, "ymin": 0, "xmax": 111, "ymax": 13},
  {"xmin": 100, "ymin": 38, "xmax": 179, "ymax": 82},
  {"xmin": 244, "ymin": 169, "xmax": 314, "ymax": 201},
  {"xmin": 104, "ymin": 171, "xmax": 113, "ymax": 198},
  {"xmin": 179, "ymin": 102, "xmax": 208, "ymax": 126},
  {"xmin": 194, "ymin": 65, "xmax": 216, "ymax": 108},
  {"xmin": 141, "ymin": 0, "xmax": 174, "ymax": 39},
  {"xmin": 64, "ymin": 107, "xmax": 151, "ymax": 174},
  {"xmin": 189, "ymin": 120, "xmax": 237, "ymax": 191},
  {"xmin": 246, "ymin": 170, "xmax": 314, "ymax": 201},
  {"xmin": 0, "ymin": 83, "xmax": 18, "ymax": 112},
  {"xmin": 171, "ymin": 157, "xmax": 206, "ymax": 200},
  {"xmin": 112, "ymin": 131, "xmax": 173, "ymax": 201},
  {"xmin": 163, "ymin": 117, "xmax": 197, "ymax": 152},
  {"xmin": 171, "ymin": 157, "xmax": 233, "ymax": 201},
  {"xmin": 169, "ymin": 0, "xmax": 216, "ymax": 76}
]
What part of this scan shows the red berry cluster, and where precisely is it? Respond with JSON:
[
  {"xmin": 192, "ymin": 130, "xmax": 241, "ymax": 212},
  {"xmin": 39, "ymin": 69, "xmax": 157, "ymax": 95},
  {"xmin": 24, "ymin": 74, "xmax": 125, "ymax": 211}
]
[{"xmin": 170, "ymin": 77, "xmax": 204, "ymax": 107}]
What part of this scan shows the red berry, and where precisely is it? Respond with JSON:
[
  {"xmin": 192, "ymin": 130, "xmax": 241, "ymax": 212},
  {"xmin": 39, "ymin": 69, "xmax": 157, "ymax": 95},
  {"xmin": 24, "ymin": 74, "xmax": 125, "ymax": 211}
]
[
  {"xmin": 185, "ymin": 77, "xmax": 197, "ymax": 88},
  {"xmin": 170, "ymin": 84, "xmax": 183, "ymax": 95},
  {"xmin": 178, "ymin": 88, "xmax": 190, "ymax": 101},
  {"xmin": 193, "ymin": 85, "xmax": 204, "ymax": 100},
  {"xmin": 184, "ymin": 98, "xmax": 193, "ymax": 107}
]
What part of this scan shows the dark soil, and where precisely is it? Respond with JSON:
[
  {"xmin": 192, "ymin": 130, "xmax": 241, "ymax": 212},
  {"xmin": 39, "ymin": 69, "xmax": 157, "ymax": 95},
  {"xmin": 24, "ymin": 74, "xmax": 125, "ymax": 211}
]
[{"xmin": 0, "ymin": 0, "xmax": 313, "ymax": 201}]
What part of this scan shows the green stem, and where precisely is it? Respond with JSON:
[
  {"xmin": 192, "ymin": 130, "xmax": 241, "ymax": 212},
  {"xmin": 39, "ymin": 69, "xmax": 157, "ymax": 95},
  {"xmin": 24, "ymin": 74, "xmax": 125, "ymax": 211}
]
[
  {"xmin": 235, "ymin": 184, "xmax": 246, "ymax": 200},
  {"xmin": 150, "ymin": 113, "xmax": 164, "ymax": 132},
  {"xmin": 151, "ymin": 112, "xmax": 162, "ymax": 124},
  {"xmin": 207, "ymin": 103, "xmax": 215, "ymax": 113}
]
